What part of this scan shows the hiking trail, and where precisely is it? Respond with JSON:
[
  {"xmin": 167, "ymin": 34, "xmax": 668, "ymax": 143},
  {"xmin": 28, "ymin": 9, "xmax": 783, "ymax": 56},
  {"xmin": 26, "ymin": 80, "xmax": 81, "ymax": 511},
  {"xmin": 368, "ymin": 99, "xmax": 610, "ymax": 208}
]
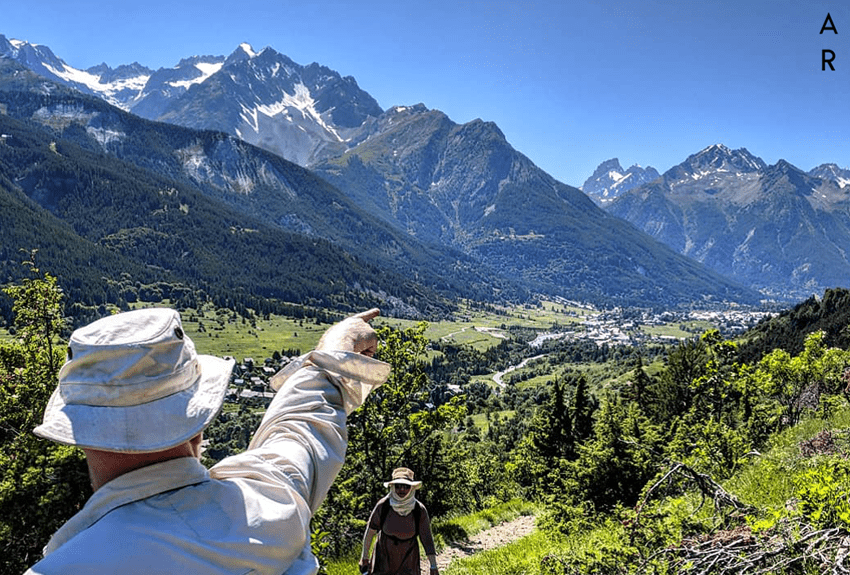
[{"xmin": 420, "ymin": 514, "xmax": 537, "ymax": 572}]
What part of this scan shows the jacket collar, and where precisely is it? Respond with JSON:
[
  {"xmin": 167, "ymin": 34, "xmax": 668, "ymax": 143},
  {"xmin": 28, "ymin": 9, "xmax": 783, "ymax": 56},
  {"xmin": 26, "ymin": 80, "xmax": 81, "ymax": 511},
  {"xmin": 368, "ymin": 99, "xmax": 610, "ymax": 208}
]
[{"xmin": 44, "ymin": 456, "xmax": 209, "ymax": 555}]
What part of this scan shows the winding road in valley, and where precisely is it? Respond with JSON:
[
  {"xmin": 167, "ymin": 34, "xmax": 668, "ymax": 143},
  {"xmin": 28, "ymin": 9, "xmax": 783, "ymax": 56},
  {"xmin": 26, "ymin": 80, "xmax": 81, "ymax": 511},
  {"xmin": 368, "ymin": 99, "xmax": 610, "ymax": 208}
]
[{"xmin": 491, "ymin": 354, "xmax": 548, "ymax": 387}]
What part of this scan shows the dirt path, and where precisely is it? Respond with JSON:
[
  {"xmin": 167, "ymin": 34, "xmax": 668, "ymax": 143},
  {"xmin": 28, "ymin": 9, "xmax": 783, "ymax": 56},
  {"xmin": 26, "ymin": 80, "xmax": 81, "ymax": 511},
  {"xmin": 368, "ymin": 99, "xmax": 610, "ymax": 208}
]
[{"xmin": 421, "ymin": 514, "xmax": 537, "ymax": 573}]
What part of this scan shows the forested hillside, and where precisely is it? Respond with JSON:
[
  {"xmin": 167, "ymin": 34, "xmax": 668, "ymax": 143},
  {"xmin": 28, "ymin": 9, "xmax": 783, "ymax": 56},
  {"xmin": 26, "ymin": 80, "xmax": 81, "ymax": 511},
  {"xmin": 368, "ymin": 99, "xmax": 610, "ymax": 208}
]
[
  {"xmin": 736, "ymin": 288, "xmax": 850, "ymax": 363},
  {"xmin": 0, "ymin": 110, "xmax": 426, "ymax": 322}
]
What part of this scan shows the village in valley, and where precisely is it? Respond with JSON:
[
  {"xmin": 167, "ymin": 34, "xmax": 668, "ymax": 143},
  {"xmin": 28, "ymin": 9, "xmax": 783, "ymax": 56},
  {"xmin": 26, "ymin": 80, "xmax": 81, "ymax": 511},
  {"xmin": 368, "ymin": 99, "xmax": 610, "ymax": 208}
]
[{"xmin": 219, "ymin": 299, "xmax": 774, "ymax": 407}]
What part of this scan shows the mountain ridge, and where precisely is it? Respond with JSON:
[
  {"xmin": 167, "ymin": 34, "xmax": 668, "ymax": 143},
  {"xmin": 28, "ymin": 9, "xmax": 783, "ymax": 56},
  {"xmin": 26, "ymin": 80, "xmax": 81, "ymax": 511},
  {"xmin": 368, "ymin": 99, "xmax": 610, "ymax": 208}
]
[
  {"xmin": 312, "ymin": 106, "xmax": 760, "ymax": 307},
  {"xmin": 0, "ymin": 59, "xmax": 512, "ymax": 318},
  {"xmin": 602, "ymin": 144, "xmax": 850, "ymax": 298}
]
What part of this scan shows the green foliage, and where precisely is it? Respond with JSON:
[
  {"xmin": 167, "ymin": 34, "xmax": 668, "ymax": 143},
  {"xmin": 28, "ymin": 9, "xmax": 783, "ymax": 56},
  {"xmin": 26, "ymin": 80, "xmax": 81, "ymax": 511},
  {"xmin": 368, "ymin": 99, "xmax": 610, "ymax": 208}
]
[
  {"xmin": 566, "ymin": 395, "xmax": 662, "ymax": 512},
  {"xmin": 0, "ymin": 257, "xmax": 90, "ymax": 573},
  {"xmin": 200, "ymin": 405, "xmax": 265, "ymax": 465},
  {"xmin": 749, "ymin": 330, "xmax": 850, "ymax": 429},
  {"xmin": 793, "ymin": 461, "xmax": 850, "ymax": 529},
  {"xmin": 311, "ymin": 529, "xmax": 332, "ymax": 575},
  {"xmin": 648, "ymin": 336, "xmax": 709, "ymax": 422}
]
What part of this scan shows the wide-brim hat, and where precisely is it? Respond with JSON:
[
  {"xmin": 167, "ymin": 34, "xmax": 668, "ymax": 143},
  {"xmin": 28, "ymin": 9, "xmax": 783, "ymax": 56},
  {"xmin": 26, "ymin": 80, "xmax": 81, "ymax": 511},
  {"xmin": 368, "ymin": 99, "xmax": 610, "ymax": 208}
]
[
  {"xmin": 34, "ymin": 308, "xmax": 234, "ymax": 453},
  {"xmin": 383, "ymin": 467, "xmax": 422, "ymax": 489}
]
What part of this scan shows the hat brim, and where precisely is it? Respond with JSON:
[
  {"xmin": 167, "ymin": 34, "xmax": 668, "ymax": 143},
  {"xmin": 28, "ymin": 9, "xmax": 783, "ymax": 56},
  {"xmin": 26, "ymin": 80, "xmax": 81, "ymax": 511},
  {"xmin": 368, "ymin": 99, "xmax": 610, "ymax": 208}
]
[
  {"xmin": 383, "ymin": 479, "xmax": 422, "ymax": 489},
  {"xmin": 34, "ymin": 355, "xmax": 234, "ymax": 453}
]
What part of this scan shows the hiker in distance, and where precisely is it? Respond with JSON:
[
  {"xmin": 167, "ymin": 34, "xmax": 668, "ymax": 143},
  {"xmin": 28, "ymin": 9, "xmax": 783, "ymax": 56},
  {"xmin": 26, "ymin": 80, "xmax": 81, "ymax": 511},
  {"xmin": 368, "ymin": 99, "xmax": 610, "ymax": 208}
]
[
  {"xmin": 25, "ymin": 307, "xmax": 390, "ymax": 575},
  {"xmin": 359, "ymin": 467, "xmax": 438, "ymax": 575}
]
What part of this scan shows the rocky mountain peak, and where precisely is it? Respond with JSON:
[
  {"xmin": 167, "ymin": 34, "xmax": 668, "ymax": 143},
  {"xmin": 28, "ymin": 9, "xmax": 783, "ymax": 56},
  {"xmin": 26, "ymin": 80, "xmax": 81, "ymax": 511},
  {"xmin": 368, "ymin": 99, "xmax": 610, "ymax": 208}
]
[
  {"xmin": 686, "ymin": 144, "xmax": 765, "ymax": 174},
  {"xmin": 588, "ymin": 158, "xmax": 624, "ymax": 180},
  {"xmin": 87, "ymin": 62, "xmax": 153, "ymax": 84},
  {"xmin": 582, "ymin": 158, "xmax": 660, "ymax": 204},
  {"xmin": 224, "ymin": 42, "xmax": 259, "ymax": 65},
  {"xmin": 0, "ymin": 35, "xmax": 65, "ymax": 75},
  {"xmin": 808, "ymin": 163, "xmax": 850, "ymax": 188}
]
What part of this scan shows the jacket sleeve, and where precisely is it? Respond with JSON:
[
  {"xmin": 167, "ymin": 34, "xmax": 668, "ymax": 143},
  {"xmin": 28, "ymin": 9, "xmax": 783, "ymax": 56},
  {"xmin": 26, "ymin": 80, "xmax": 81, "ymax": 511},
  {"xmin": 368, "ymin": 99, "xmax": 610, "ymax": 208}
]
[
  {"xmin": 417, "ymin": 504, "xmax": 437, "ymax": 556},
  {"xmin": 211, "ymin": 350, "xmax": 389, "ymax": 512}
]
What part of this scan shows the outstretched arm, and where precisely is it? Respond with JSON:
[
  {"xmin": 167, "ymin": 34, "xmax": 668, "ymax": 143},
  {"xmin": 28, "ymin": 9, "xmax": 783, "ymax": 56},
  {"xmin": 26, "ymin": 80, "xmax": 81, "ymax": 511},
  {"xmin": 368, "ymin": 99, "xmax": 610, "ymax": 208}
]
[{"xmin": 212, "ymin": 308, "xmax": 389, "ymax": 507}]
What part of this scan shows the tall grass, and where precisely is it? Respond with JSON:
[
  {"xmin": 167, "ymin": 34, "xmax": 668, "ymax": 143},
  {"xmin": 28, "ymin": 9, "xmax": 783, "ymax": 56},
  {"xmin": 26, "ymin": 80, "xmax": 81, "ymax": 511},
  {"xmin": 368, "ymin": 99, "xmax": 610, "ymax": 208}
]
[
  {"xmin": 443, "ymin": 529, "xmax": 552, "ymax": 575},
  {"xmin": 729, "ymin": 407, "xmax": 850, "ymax": 510}
]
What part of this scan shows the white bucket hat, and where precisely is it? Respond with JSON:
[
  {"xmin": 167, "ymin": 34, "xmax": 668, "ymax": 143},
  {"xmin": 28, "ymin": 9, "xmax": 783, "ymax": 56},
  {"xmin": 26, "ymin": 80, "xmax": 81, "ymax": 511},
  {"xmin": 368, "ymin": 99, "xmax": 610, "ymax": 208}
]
[
  {"xmin": 382, "ymin": 467, "xmax": 422, "ymax": 489},
  {"xmin": 34, "ymin": 308, "xmax": 235, "ymax": 453}
]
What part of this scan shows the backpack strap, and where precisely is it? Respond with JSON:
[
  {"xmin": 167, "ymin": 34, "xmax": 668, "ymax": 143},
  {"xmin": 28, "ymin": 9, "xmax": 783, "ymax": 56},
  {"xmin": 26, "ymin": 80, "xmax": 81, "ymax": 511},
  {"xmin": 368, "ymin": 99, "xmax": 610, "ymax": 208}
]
[
  {"xmin": 378, "ymin": 499, "xmax": 391, "ymax": 531},
  {"xmin": 413, "ymin": 501, "xmax": 422, "ymax": 538}
]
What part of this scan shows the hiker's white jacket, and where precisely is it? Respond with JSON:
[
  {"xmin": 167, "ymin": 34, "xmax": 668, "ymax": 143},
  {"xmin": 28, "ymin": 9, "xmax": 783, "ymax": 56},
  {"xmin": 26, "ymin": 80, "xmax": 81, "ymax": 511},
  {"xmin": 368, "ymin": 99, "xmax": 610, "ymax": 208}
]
[{"xmin": 26, "ymin": 350, "xmax": 389, "ymax": 575}]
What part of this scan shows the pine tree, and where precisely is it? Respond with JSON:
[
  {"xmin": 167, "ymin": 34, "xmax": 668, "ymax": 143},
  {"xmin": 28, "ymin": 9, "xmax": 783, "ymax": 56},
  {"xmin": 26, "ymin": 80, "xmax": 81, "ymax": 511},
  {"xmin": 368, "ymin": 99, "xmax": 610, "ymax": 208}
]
[{"xmin": 572, "ymin": 374, "xmax": 595, "ymax": 442}]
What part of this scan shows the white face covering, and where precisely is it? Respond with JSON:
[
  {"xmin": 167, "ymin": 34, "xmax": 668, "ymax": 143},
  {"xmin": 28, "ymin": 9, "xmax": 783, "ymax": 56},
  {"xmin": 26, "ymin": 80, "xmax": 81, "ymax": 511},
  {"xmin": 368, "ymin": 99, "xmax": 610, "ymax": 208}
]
[{"xmin": 388, "ymin": 484, "xmax": 417, "ymax": 516}]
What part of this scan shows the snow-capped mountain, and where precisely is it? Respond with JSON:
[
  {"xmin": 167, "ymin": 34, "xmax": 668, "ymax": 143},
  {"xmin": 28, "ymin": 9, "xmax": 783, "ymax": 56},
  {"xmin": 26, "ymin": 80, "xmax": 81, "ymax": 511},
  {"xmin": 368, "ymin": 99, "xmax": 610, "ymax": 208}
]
[
  {"xmin": 0, "ymin": 36, "xmax": 382, "ymax": 167},
  {"xmin": 581, "ymin": 158, "xmax": 659, "ymax": 204},
  {"xmin": 9, "ymin": 32, "xmax": 846, "ymax": 304},
  {"xmin": 809, "ymin": 163, "xmax": 850, "ymax": 189},
  {"xmin": 663, "ymin": 144, "xmax": 766, "ymax": 187},
  {"xmin": 0, "ymin": 34, "xmax": 153, "ymax": 106},
  {"xmin": 604, "ymin": 144, "xmax": 850, "ymax": 298}
]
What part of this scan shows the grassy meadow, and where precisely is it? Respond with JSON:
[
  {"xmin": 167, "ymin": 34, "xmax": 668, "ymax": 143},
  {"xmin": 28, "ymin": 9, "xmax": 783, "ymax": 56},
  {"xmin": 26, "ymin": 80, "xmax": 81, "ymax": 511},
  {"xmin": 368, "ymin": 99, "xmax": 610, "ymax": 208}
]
[{"xmin": 104, "ymin": 299, "xmax": 598, "ymax": 362}]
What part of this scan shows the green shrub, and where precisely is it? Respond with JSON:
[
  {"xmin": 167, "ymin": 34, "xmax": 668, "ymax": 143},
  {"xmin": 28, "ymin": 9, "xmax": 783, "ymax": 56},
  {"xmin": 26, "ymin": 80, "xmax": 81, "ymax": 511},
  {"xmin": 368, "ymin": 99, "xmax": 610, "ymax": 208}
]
[{"xmin": 794, "ymin": 459, "xmax": 850, "ymax": 529}]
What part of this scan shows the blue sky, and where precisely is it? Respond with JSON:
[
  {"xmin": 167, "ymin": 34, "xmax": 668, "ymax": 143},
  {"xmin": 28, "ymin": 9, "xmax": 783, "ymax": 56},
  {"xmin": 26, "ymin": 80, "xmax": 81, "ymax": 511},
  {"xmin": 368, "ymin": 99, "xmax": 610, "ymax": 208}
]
[{"xmin": 4, "ymin": 0, "xmax": 848, "ymax": 187}]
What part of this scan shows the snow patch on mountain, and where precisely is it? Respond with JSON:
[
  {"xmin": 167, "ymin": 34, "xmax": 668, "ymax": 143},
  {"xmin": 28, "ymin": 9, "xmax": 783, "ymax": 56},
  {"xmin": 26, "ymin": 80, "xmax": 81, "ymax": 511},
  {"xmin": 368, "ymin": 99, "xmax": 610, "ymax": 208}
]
[
  {"xmin": 808, "ymin": 163, "xmax": 850, "ymax": 189},
  {"xmin": 257, "ymin": 83, "xmax": 342, "ymax": 141},
  {"xmin": 32, "ymin": 104, "xmax": 98, "ymax": 130},
  {"xmin": 168, "ymin": 61, "xmax": 223, "ymax": 89},
  {"xmin": 41, "ymin": 61, "xmax": 148, "ymax": 108},
  {"xmin": 239, "ymin": 43, "xmax": 258, "ymax": 58},
  {"xmin": 87, "ymin": 126, "xmax": 125, "ymax": 147}
]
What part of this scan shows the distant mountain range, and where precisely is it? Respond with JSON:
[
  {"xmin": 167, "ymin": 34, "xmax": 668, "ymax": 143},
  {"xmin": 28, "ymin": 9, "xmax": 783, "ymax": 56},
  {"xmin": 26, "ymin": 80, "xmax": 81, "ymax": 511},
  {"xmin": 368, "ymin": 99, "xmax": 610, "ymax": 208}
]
[
  {"xmin": 4, "ymin": 33, "xmax": 825, "ymax": 311},
  {"xmin": 0, "ymin": 37, "xmax": 381, "ymax": 168},
  {"xmin": 595, "ymin": 144, "xmax": 850, "ymax": 298},
  {"xmin": 308, "ymin": 106, "xmax": 756, "ymax": 306}
]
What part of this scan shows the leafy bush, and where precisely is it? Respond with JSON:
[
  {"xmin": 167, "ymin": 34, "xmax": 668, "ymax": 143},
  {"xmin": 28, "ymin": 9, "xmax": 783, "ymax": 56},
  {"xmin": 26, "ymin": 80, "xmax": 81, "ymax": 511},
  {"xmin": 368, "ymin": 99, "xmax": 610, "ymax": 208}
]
[{"xmin": 794, "ymin": 459, "xmax": 850, "ymax": 529}]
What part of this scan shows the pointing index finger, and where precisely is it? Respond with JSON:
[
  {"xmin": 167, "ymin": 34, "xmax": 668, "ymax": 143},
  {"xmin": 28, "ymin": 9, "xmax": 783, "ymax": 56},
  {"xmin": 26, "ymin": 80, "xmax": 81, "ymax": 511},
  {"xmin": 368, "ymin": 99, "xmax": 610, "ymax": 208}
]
[{"xmin": 354, "ymin": 308, "xmax": 381, "ymax": 323}]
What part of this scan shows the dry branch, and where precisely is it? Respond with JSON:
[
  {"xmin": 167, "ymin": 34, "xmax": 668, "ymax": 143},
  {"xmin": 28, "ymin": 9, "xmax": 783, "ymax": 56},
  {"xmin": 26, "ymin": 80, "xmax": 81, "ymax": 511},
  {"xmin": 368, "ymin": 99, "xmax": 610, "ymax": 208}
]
[{"xmin": 646, "ymin": 520, "xmax": 850, "ymax": 574}]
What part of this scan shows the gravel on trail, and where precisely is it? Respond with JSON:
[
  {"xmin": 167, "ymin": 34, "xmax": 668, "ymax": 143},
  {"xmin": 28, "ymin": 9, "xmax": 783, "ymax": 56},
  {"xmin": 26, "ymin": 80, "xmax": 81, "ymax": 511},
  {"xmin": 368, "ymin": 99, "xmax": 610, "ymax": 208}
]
[{"xmin": 420, "ymin": 514, "xmax": 537, "ymax": 573}]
